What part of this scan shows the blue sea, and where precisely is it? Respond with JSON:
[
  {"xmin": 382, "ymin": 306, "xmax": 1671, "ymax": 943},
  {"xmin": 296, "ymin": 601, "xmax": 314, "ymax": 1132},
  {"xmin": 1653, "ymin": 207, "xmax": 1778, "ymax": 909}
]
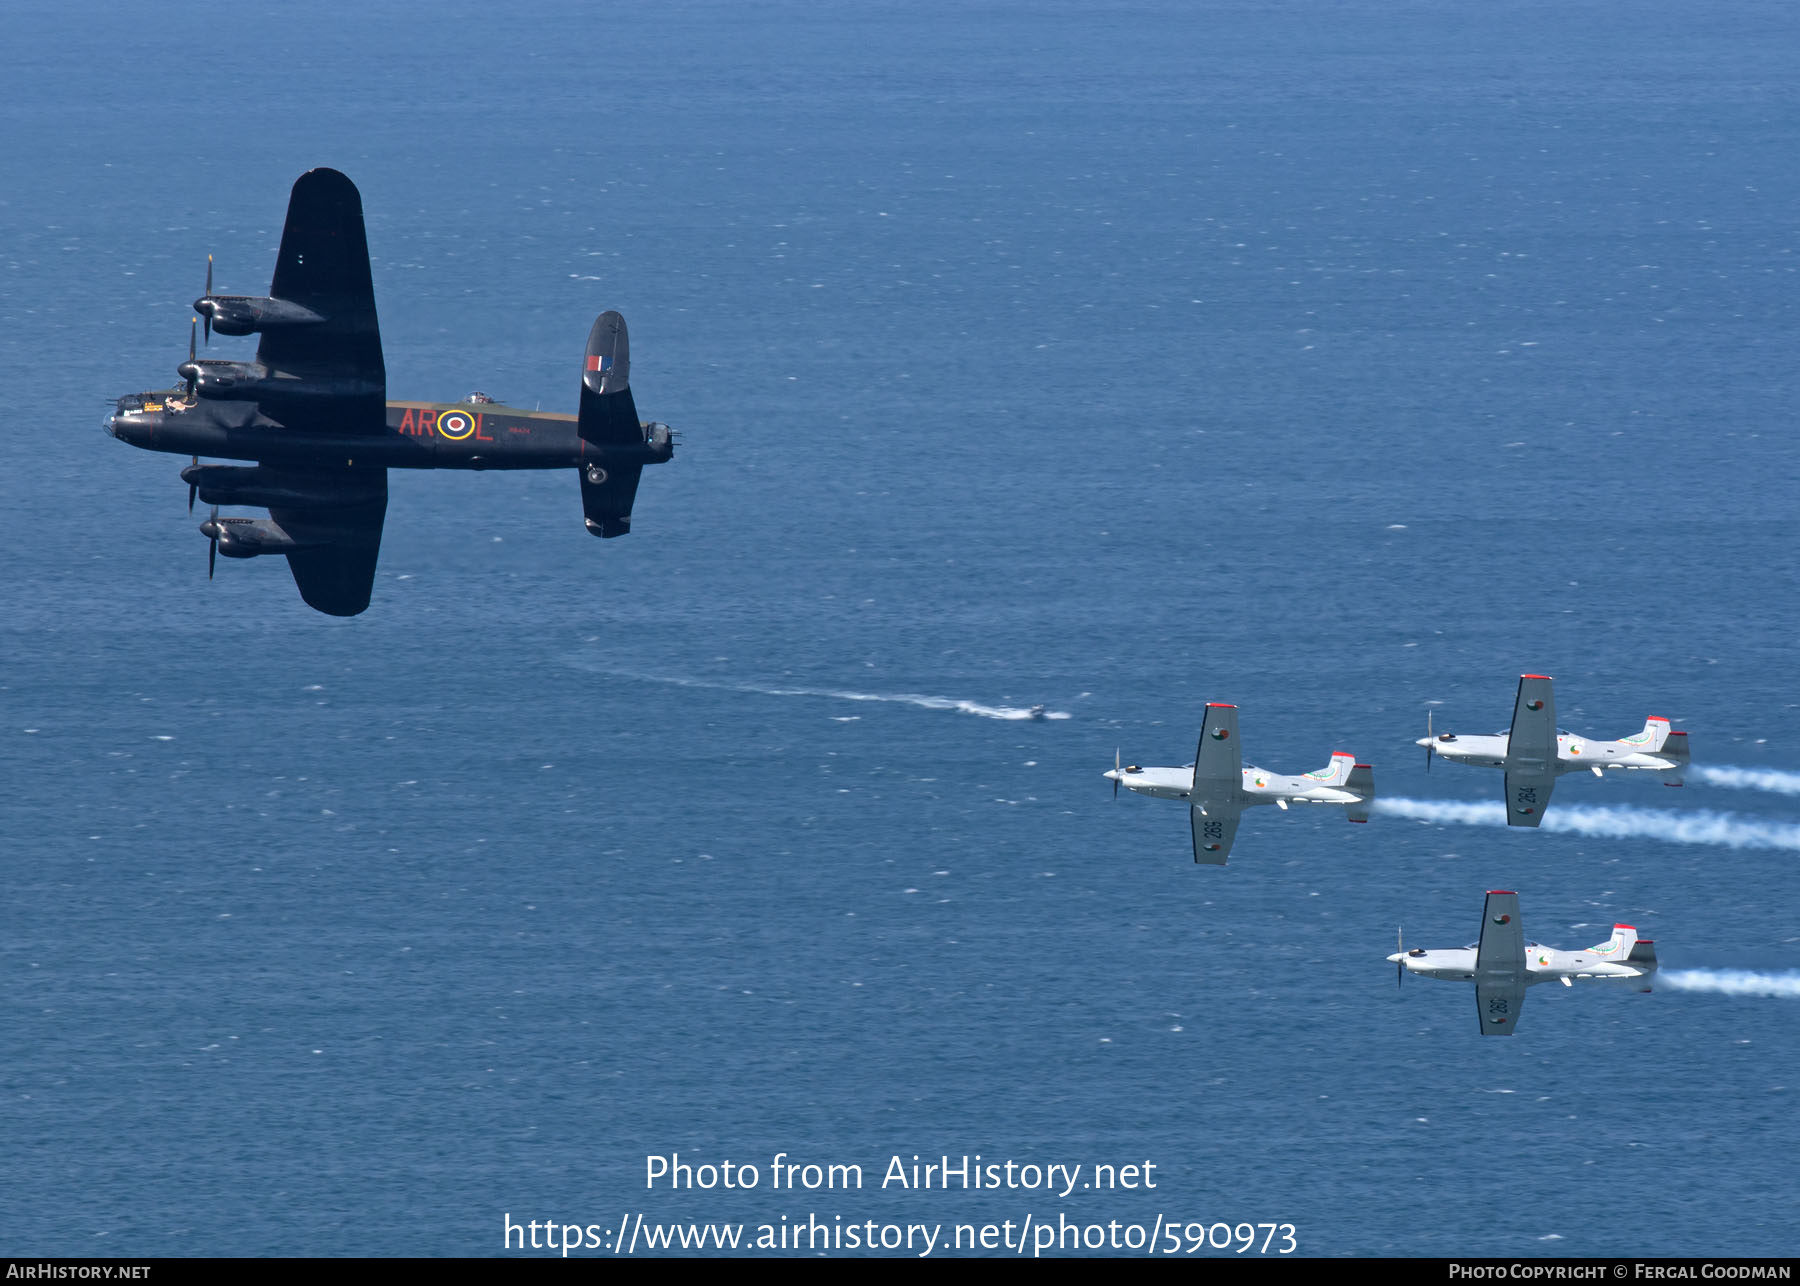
[{"xmin": 4, "ymin": 0, "xmax": 1799, "ymax": 1258}]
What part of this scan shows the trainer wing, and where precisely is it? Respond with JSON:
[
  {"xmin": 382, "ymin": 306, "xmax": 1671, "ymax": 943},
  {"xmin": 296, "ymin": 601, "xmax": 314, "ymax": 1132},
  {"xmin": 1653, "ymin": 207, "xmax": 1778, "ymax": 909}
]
[
  {"xmin": 1190, "ymin": 803, "xmax": 1242, "ymax": 865},
  {"xmin": 1474, "ymin": 891, "xmax": 1529, "ymax": 1034},
  {"xmin": 1505, "ymin": 675, "xmax": 1557, "ymax": 826},
  {"xmin": 1474, "ymin": 981, "xmax": 1527, "ymax": 1035}
]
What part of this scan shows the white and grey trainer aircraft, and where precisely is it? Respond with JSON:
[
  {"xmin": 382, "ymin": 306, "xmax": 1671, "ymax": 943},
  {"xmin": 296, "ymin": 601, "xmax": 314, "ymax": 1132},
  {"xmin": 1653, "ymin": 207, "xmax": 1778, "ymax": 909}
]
[
  {"xmin": 1389, "ymin": 890, "xmax": 1658, "ymax": 1035},
  {"xmin": 1103, "ymin": 703, "xmax": 1374, "ymax": 864},
  {"xmin": 1417, "ymin": 674, "xmax": 1689, "ymax": 826}
]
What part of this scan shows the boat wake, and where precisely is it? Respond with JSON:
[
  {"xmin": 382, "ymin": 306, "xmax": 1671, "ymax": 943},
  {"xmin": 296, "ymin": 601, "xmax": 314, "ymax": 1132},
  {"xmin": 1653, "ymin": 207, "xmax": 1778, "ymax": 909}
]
[
  {"xmin": 577, "ymin": 667, "xmax": 1070, "ymax": 722},
  {"xmin": 1374, "ymin": 797, "xmax": 1800, "ymax": 852}
]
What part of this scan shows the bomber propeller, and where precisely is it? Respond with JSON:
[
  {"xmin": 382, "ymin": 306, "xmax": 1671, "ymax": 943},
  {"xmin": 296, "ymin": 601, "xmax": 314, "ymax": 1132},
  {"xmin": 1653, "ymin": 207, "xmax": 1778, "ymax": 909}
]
[
  {"xmin": 203, "ymin": 505, "xmax": 219, "ymax": 579},
  {"xmin": 178, "ymin": 318, "xmax": 200, "ymax": 398},
  {"xmin": 188, "ymin": 455, "xmax": 199, "ymax": 513},
  {"xmin": 196, "ymin": 255, "xmax": 215, "ymax": 344}
]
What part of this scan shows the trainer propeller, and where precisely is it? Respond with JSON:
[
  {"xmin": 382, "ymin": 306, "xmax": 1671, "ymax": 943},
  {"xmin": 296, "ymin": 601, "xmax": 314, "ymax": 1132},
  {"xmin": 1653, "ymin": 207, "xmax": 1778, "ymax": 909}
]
[
  {"xmin": 1424, "ymin": 710, "xmax": 1434, "ymax": 772},
  {"xmin": 1113, "ymin": 748, "xmax": 1121, "ymax": 799},
  {"xmin": 1396, "ymin": 927, "xmax": 1405, "ymax": 988}
]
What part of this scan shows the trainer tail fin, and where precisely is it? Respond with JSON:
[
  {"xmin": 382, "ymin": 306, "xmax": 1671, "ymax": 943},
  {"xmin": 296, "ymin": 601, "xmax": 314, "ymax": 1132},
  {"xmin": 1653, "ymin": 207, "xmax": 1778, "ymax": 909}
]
[
  {"xmin": 1306, "ymin": 751, "xmax": 1357, "ymax": 788},
  {"xmin": 1591, "ymin": 924, "xmax": 1639, "ymax": 960},
  {"xmin": 1622, "ymin": 716, "xmax": 1671, "ymax": 752}
]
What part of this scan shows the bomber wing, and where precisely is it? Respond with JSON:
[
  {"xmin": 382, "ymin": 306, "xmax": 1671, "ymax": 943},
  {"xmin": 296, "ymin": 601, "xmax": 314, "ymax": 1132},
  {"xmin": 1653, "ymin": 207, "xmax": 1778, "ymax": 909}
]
[
  {"xmin": 256, "ymin": 168, "xmax": 386, "ymax": 432},
  {"xmin": 1505, "ymin": 675, "xmax": 1557, "ymax": 825},
  {"xmin": 270, "ymin": 470, "xmax": 388, "ymax": 616}
]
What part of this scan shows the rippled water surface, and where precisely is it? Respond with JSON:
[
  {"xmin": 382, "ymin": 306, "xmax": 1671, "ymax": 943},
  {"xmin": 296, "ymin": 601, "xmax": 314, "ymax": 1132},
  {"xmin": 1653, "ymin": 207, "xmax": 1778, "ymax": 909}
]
[{"xmin": 4, "ymin": 0, "xmax": 1799, "ymax": 1258}]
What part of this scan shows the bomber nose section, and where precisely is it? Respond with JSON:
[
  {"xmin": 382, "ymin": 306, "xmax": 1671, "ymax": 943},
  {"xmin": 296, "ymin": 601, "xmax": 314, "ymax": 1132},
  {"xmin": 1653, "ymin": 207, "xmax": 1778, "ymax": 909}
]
[{"xmin": 108, "ymin": 402, "xmax": 153, "ymax": 447}]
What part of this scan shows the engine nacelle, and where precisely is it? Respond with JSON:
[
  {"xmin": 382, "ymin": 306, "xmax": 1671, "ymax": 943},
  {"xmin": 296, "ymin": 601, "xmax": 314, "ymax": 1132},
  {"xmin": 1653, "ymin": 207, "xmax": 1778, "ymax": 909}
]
[
  {"xmin": 176, "ymin": 357, "xmax": 381, "ymax": 406},
  {"xmin": 194, "ymin": 294, "xmax": 326, "ymax": 337},
  {"xmin": 200, "ymin": 513, "xmax": 301, "ymax": 558},
  {"xmin": 183, "ymin": 463, "xmax": 384, "ymax": 510}
]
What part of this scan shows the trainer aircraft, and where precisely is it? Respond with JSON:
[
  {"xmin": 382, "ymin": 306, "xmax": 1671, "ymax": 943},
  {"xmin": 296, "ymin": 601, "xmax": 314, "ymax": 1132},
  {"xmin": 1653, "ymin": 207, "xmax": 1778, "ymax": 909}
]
[
  {"xmin": 1389, "ymin": 891, "xmax": 1658, "ymax": 1035},
  {"xmin": 1418, "ymin": 675, "xmax": 1689, "ymax": 825},
  {"xmin": 106, "ymin": 168, "xmax": 674, "ymax": 616},
  {"xmin": 1104, "ymin": 704, "xmax": 1375, "ymax": 864}
]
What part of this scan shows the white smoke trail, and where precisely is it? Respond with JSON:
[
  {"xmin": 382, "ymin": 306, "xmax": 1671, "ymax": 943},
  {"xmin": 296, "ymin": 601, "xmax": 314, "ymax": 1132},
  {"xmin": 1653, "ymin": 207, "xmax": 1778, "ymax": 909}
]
[
  {"xmin": 1692, "ymin": 765, "xmax": 1800, "ymax": 796},
  {"xmin": 1374, "ymin": 797, "xmax": 1800, "ymax": 852},
  {"xmin": 575, "ymin": 667, "xmax": 1070, "ymax": 722},
  {"xmin": 1659, "ymin": 970, "xmax": 1800, "ymax": 999}
]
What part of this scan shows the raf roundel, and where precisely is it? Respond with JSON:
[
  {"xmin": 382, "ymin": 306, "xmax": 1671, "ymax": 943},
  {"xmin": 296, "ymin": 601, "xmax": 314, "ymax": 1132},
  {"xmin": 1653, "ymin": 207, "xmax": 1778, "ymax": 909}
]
[{"xmin": 436, "ymin": 409, "xmax": 477, "ymax": 441}]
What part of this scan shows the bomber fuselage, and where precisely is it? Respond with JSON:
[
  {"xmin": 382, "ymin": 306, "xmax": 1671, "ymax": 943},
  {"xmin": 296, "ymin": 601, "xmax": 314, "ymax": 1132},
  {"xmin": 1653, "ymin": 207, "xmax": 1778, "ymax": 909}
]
[{"xmin": 107, "ymin": 391, "xmax": 671, "ymax": 472}]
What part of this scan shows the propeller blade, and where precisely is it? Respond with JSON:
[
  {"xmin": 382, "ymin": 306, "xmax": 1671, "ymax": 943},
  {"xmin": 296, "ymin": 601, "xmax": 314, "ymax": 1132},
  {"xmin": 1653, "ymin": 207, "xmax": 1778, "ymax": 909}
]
[
  {"xmin": 188, "ymin": 455, "xmax": 198, "ymax": 513},
  {"xmin": 1113, "ymin": 748, "xmax": 1121, "ymax": 799},
  {"xmin": 202, "ymin": 256, "xmax": 213, "ymax": 343},
  {"xmin": 184, "ymin": 319, "xmax": 198, "ymax": 398},
  {"xmin": 1425, "ymin": 709, "xmax": 1433, "ymax": 772},
  {"xmin": 1397, "ymin": 926, "xmax": 1404, "ymax": 988},
  {"xmin": 207, "ymin": 505, "xmax": 218, "ymax": 579}
]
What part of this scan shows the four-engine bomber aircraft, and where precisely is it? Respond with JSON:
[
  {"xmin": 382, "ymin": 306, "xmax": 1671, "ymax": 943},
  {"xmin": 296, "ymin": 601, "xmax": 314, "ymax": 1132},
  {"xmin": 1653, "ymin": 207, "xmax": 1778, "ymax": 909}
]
[
  {"xmin": 106, "ymin": 168, "xmax": 674, "ymax": 616},
  {"xmin": 1417, "ymin": 675, "xmax": 1689, "ymax": 825},
  {"xmin": 1389, "ymin": 891, "xmax": 1658, "ymax": 1035},
  {"xmin": 1104, "ymin": 704, "xmax": 1375, "ymax": 864}
]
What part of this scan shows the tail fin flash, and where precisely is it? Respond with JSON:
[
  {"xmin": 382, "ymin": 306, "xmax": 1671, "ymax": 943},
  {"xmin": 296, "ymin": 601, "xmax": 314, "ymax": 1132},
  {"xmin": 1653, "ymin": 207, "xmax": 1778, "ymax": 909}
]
[
  {"xmin": 582, "ymin": 310, "xmax": 630, "ymax": 398},
  {"xmin": 1624, "ymin": 716, "xmax": 1671, "ymax": 752},
  {"xmin": 1345, "ymin": 763, "xmax": 1374, "ymax": 823},
  {"xmin": 1309, "ymin": 752, "xmax": 1356, "ymax": 788},
  {"xmin": 1591, "ymin": 924, "xmax": 1639, "ymax": 960},
  {"xmin": 1660, "ymin": 729, "xmax": 1689, "ymax": 785}
]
